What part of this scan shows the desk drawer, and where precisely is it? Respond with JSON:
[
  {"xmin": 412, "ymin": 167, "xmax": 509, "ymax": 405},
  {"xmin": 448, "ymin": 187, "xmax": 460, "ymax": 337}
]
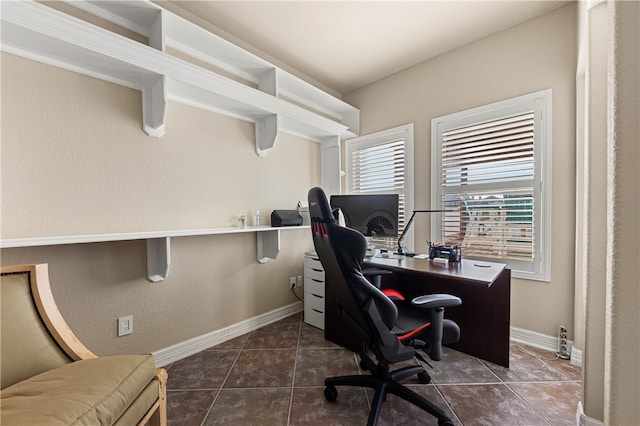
[
  {"xmin": 304, "ymin": 305, "xmax": 324, "ymax": 330},
  {"xmin": 304, "ymin": 253, "xmax": 325, "ymax": 330},
  {"xmin": 304, "ymin": 256, "xmax": 323, "ymax": 270},
  {"xmin": 304, "ymin": 267, "xmax": 325, "ymax": 282},
  {"xmin": 305, "ymin": 291, "xmax": 325, "ymax": 312},
  {"xmin": 304, "ymin": 276, "xmax": 324, "ymax": 295}
]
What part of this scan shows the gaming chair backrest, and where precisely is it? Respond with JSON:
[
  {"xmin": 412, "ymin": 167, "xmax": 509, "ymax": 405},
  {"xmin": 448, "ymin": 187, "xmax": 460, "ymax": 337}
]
[{"xmin": 308, "ymin": 187, "xmax": 398, "ymax": 349}]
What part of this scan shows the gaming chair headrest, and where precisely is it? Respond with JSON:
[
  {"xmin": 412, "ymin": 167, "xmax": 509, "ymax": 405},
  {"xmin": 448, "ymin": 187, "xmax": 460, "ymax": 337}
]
[{"xmin": 308, "ymin": 186, "xmax": 335, "ymax": 224}]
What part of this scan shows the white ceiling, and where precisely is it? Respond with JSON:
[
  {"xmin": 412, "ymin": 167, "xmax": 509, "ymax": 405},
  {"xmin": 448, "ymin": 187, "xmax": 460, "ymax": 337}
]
[{"xmin": 170, "ymin": 1, "xmax": 570, "ymax": 95}]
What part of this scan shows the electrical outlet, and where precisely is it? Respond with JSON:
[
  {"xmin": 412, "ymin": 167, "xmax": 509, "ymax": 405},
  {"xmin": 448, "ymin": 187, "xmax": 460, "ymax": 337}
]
[
  {"xmin": 296, "ymin": 275, "xmax": 303, "ymax": 288},
  {"xmin": 118, "ymin": 315, "xmax": 133, "ymax": 337},
  {"xmin": 289, "ymin": 276, "xmax": 297, "ymax": 289},
  {"xmin": 557, "ymin": 325, "xmax": 570, "ymax": 359}
]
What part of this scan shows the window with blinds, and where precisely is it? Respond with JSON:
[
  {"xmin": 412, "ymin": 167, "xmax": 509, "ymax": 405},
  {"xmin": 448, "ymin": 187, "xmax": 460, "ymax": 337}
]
[
  {"xmin": 345, "ymin": 124, "xmax": 414, "ymax": 249},
  {"xmin": 432, "ymin": 90, "xmax": 551, "ymax": 280},
  {"xmin": 441, "ymin": 112, "xmax": 535, "ymax": 261}
]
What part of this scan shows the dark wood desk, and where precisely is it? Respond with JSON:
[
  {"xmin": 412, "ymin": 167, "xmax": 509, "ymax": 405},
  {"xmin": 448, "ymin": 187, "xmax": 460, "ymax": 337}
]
[{"xmin": 324, "ymin": 256, "xmax": 511, "ymax": 367}]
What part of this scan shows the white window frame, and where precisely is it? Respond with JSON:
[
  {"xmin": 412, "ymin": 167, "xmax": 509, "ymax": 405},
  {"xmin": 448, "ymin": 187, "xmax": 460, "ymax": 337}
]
[
  {"xmin": 431, "ymin": 90, "xmax": 551, "ymax": 281},
  {"xmin": 345, "ymin": 124, "xmax": 414, "ymax": 250}
]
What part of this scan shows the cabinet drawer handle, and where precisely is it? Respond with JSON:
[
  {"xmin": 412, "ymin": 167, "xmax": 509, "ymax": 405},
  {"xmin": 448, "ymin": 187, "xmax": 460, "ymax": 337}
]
[
  {"xmin": 311, "ymin": 278, "xmax": 323, "ymax": 283},
  {"xmin": 311, "ymin": 293, "xmax": 323, "ymax": 298},
  {"xmin": 312, "ymin": 308, "xmax": 323, "ymax": 314},
  {"xmin": 311, "ymin": 268, "xmax": 323, "ymax": 272}
]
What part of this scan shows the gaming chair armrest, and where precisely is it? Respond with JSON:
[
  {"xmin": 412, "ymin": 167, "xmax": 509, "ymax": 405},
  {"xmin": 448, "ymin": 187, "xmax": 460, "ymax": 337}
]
[
  {"xmin": 411, "ymin": 294, "xmax": 461, "ymax": 309},
  {"xmin": 362, "ymin": 268, "xmax": 392, "ymax": 289}
]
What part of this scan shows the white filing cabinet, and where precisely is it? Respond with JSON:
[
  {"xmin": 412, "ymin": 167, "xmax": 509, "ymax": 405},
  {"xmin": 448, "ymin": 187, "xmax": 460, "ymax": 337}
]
[{"xmin": 304, "ymin": 251, "xmax": 325, "ymax": 330}]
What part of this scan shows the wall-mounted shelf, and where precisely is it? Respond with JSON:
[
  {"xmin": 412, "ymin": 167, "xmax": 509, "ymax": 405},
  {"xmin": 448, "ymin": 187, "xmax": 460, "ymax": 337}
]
[
  {"xmin": 1, "ymin": 0, "xmax": 357, "ymax": 170},
  {"xmin": 0, "ymin": 226, "xmax": 310, "ymax": 282}
]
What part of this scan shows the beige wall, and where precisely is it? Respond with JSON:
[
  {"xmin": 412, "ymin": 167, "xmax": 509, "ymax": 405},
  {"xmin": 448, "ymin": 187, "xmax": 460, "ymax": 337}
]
[
  {"xmin": 1, "ymin": 53, "xmax": 317, "ymax": 355},
  {"xmin": 604, "ymin": 2, "xmax": 640, "ymax": 422},
  {"xmin": 1, "ymin": 55, "xmax": 319, "ymax": 237},
  {"xmin": 344, "ymin": 3, "xmax": 578, "ymax": 339},
  {"xmin": 577, "ymin": 0, "xmax": 640, "ymax": 423}
]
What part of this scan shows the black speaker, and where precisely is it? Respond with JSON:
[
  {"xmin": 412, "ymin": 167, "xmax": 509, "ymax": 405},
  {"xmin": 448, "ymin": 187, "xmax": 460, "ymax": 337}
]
[{"xmin": 271, "ymin": 210, "xmax": 303, "ymax": 227}]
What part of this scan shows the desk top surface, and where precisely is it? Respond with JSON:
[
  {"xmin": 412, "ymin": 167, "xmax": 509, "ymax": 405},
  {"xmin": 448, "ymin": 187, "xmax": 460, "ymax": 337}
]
[{"xmin": 363, "ymin": 256, "xmax": 507, "ymax": 286}]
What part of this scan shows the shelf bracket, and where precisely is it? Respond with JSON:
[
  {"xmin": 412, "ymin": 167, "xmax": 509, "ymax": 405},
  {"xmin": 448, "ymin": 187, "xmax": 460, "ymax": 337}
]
[
  {"xmin": 148, "ymin": 9, "xmax": 165, "ymax": 52},
  {"xmin": 257, "ymin": 68, "xmax": 278, "ymax": 96},
  {"xmin": 255, "ymin": 114, "xmax": 279, "ymax": 157},
  {"xmin": 146, "ymin": 237, "xmax": 170, "ymax": 282},
  {"xmin": 257, "ymin": 230, "xmax": 280, "ymax": 263},
  {"xmin": 142, "ymin": 75, "xmax": 167, "ymax": 137}
]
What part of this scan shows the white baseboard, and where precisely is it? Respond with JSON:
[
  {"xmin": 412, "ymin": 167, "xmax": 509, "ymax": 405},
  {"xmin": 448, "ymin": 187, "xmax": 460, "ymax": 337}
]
[
  {"xmin": 570, "ymin": 346, "xmax": 583, "ymax": 367},
  {"xmin": 510, "ymin": 326, "xmax": 568, "ymax": 352},
  {"xmin": 510, "ymin": 326, "xmax": 582, "ymax": 367},
  {"xmin": 152, "ymin": 301, "xmax": 303, "ymax": 367},
  {"xmin": 154, "ymin": 314, "xmax": 585, "ymax": 369},
  {"xmin": 576, "ymin": 402, "xmax": 604, "ymax": 426}
]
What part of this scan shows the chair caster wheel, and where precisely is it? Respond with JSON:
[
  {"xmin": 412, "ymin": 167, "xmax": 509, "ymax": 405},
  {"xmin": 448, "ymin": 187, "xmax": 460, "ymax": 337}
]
[
  {"xmin": 438, "ymin": 419, "xmax": 455, "ymax": 426},
  {"xmin": 417, "ymin": 372, "xmax": 431, "ymax": 384},
  {"xmin": 324, "ymin": 386, "xmax": 338, "ymax": 402}
]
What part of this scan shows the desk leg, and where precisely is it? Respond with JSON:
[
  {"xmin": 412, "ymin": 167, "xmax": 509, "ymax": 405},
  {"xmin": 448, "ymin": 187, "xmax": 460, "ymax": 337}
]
[
  {"xmin": 446, "ymin": 269, "xmax": 511, "ymax": 367},
  {"xmin": 484, "ymin": 268, "xmax": 511, "ymax": 367},
  {"xmin": 392, "ymin": 269, "xmax": 511, "ymax": 368},
  {"xmin": 323, "ymin": 269, "xmax": 511, "ymax": 368}
]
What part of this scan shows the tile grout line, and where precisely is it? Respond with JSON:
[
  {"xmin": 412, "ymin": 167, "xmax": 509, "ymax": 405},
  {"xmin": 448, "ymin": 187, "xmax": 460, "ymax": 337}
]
[
  {"xmin": 164, "ymin": 313, "xmax": 583, "ymax": 426},
  {"xmin": 198, "ymin": 335, "xmax": 249, "ymax": 426},
  {"xmin": 432, "ymin": 383, "xmax": 464, "ymax": 425},
  {"xmin": 286, "ymin": 314, "xmax": 304, "ymax": 425},
  {"xmin": 503, "ymin": 382, "xmax": 554, "ymax": 426},
  {"xmin": 475, "ymin": 356, "xmax": 504, "ymax": 383}
]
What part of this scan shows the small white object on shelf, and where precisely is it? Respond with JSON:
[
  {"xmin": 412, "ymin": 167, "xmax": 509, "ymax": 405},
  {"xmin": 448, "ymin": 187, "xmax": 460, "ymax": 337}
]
[{"xmin": 298, "ymin": 200, "xmax": 310, "ymax": 226}]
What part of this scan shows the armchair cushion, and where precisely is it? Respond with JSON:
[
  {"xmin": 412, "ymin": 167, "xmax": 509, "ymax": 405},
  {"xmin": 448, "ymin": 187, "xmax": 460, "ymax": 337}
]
[
  {"xmin": 1, "ymin": 264, "xmax": 167, "ymax": 426},
  {"xmin": 0, "ymin": 354, "xmax": 157, "ymax": 426}
]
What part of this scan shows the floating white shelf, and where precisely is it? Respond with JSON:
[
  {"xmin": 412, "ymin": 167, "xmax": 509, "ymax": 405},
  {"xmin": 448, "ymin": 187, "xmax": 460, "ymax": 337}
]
[
  {"xmin": 0, "ymin": 0, "xmax": 340, "ymax": 279},
  {"xmin": 0, "ymin": 0, "xmax": 358, "ymax": 162},
  {"xmin": 0, "ymin": 226, "xmax": 311, "ymax": 282}
]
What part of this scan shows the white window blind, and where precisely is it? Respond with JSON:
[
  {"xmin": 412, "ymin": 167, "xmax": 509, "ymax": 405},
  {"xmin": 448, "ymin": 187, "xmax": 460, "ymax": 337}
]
[
  {"xmin": 351, "ymin": 140, "xmax": 406, "ymax": 193},
  {"xmin": 346, "ymin": 124, "xmax": 414, "ymax": 249},
  {"xmin": 441, "ymin": 111, "xmax": 535, "ymax": 262},
  {"xmin": 432, "ymin": 90, "xmax": 551, "ymax": 281}
]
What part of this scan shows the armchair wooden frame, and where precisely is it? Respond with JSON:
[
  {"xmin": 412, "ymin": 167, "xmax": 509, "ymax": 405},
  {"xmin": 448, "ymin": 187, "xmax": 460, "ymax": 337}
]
[{"xmin": 1, "ymin": 264, "xmax": 168, "ymax": 426}]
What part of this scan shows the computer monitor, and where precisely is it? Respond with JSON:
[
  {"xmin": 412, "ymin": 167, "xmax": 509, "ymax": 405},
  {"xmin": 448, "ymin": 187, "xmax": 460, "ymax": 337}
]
[{"xmin": 330, "ymin": 194, "xmax": 399, "ymax": 237}]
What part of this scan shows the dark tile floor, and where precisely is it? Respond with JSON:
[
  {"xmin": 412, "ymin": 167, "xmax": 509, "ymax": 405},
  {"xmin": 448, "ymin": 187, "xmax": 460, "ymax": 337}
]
[{"xmin": 164, "ymin": 312, "xmax": 582, "ymax": 425}]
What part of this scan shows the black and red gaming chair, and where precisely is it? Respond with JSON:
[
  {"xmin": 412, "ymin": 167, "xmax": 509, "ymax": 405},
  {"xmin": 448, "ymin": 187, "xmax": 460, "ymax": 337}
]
[
  {"xmin": 308, "ymin": 186, "xmax": 460, "ymax": 426},
  {"xmin": 362, "ymin": 271, "xmax": 461, "ymax": 362}
]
